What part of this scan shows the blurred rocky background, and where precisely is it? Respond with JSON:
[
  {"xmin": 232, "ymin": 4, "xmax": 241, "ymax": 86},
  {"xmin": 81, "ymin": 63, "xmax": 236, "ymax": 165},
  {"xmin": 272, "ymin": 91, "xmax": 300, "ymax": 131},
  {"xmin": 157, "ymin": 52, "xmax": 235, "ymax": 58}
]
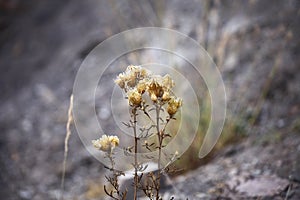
[{"xmin": 0, "ymin": 0, "xmax": 300, "ymax": 199}]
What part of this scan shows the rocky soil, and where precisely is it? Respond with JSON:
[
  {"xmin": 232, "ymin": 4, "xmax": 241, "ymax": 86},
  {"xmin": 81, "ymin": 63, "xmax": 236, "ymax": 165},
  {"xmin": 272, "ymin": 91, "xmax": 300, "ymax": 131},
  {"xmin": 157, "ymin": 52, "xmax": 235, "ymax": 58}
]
[
  {"xmin": 0, "ymin": 0, "xmax": 299, "ymax": 199},
  {"xmin": 161, "ymin": 132, "xmax": 300, "ymax": 199}
]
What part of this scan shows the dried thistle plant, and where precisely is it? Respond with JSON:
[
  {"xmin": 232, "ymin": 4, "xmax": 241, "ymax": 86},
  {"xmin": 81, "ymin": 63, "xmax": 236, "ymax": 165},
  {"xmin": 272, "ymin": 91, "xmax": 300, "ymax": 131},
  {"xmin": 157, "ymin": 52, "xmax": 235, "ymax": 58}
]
[
  {"xmin": 92, "ymin": 135, "xmax": 128, "ymax": 199},
  {"xmin": 93, "ymin": 65, "xmax": 182, "ymax": 200}
]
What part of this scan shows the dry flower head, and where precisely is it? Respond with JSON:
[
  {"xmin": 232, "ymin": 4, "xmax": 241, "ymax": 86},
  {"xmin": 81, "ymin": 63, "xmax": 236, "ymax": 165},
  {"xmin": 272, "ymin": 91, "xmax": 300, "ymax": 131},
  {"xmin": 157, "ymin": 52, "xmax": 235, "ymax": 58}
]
[
  {"xmin": 128, "ymin": 88, "xmax": 142, "ymax": 106},
  {"xmin": 115, "ymin": 65, "xmax": 182, "ymax": 113},
  {"xmin": 92, "ymin": 135, "xmax": 120, "ymax": 152},
  {"xmin": 167, "ymin": 97, "xmax": 183, "ymax": 116}
]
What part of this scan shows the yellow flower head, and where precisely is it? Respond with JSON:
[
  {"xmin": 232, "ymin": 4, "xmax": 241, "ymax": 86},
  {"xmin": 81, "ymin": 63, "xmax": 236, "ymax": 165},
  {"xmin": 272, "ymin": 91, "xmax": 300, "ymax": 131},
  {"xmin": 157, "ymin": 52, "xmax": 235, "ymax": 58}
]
[
  {"xmin": 162, "ymin": 74, "xmax": 175, "ymax": 90},
  {"xmin": 136, "ymin": 79, "xmax": 147, "ymax": 94},
  {"xmin": 167, "ymin": 97, "xmax": 183, "ymax": 116},
  {"xmin": 144, "ymin": 74, "xmax": 175, "ymax": 103},
  {"xmin": 126, "ymin": 65, "xmax": 148, "ymax": 79},
  {"xmin": 150, "ymin": 92, "xmax": 158, "ymax": 102},
  {"xmin": 162, "ymin": 91, "xmax": 171, "ymax": 101},
  {"xmin": 147, "ymin": 79, "xmax": 164, "ymax": 99},
  {"xmin": 114, "ymin": 76, "xmax": 125, "ymax": 89},
  {"xmin": 126, "ymin": 71, "xmax": 137, "ymax": 87},
  {"xmin": 115, "ymin": 65, "xmax": 150, "ymax": 89},
  {"xmin": 128, "ymin": 88, "xmax": 142, "ymax": 106},
  {"xmin": 92, "ymin": 135, "xmax": 120, "ymax": 152}
]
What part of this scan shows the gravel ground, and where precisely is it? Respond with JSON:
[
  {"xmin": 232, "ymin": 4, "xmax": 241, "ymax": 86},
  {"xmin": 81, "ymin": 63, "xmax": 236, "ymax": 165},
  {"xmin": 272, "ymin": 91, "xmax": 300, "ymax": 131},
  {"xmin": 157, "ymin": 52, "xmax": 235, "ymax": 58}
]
[{"xmin": 162, "ymin": 133, "xmax": 300, "ymax": 199}]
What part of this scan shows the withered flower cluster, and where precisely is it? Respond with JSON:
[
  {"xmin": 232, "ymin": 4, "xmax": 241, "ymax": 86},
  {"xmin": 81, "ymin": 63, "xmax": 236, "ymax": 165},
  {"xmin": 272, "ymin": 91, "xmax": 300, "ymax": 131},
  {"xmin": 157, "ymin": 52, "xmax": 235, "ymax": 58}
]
[
  {"xmin": 115, "ymin": 65, "xmax": 182, "ymax": 116},
  {"xmin": 92, "ymin": 135, "xmax": 120, "ymax": 152},
  {"xmin": 91, "ymin": 65, "xmax": 182, "ymax": 200}
]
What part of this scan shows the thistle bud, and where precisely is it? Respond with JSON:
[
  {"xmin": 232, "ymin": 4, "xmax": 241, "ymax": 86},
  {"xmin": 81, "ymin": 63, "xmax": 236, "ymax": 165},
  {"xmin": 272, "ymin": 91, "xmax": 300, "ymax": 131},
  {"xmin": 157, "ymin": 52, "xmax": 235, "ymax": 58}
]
[
  {"xmin": 137, "ymin": 80, "xmax": 147, "ymax": 94},
  {"xmin": 92, "ymin": 135, "xmax": 120, "ymax": 152},
  {"xmin": 128, "ymin": 88, "xmax": 142, "ymax": 106},
  {"xmin": 114, "ymin": 78, "xmax": 125, "ymax": 89},
  {"xmin": 150, "ymin": 93, "xmax": 158, "ymax": 102},
  {"xmin": 162, "ymin": 74, "xmax": 175, "ymax": 89},
  {"xmin": 162, "ymin": 91, "xmax": 171, "ymax": 101},
  {"xmin": 167, "ymin": 97, "xmax": 182, "ymax": 116}
]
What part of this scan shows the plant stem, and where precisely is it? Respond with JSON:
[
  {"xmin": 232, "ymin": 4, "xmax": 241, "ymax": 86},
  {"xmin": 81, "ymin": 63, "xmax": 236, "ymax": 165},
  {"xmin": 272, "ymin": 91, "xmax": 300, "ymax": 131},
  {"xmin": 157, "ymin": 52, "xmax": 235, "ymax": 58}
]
[
  {"xmin": 108, "ymin": 152, "xmax": 115, "ymax": 170},
  {"xmin": 155, "ymin": 104, "xmax": 162, "ymax": 200},
  {"xmin": 132, "ymin": 107, "xmax": 138, "ymax": 200}
]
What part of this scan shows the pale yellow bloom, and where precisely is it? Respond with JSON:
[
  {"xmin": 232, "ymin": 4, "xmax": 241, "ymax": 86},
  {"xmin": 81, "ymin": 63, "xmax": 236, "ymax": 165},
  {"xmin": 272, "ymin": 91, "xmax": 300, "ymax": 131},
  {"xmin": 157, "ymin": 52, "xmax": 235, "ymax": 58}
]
[
  {"xmin": 109, "ymin": 135, "xmax": 120, "ymax": 147},
  {"xmin": 92, "ymin": 135, "xmax": 120, "ymax": 152},
  {"xmin": 126, "ymin": 65, "xmax": 148, "ymax": 79},
  {"xmin": 167, "ymin": 97, "xmax": 183, "ymax": 116},
  {"xmin": 115, "ymin": 65, "xmax": 150, "ymax": 90},
  {"xmin": 136, "ymin": 79, "xmax": 147, "ymax": 94},
  {"xmin": 125, "ymin": 71, "xmax": 136, "ymax": 87},
  {"xmin": 140, "ymin": 68, "xmax": 148, "ymax": 78},
  {"xmin": 150, "ymin": 93, "xmax": 158, "ymax": 102},
  {"xmin": 144, "ymin": 74, "xmax": 175, "ymax": 103},
  {"xmin": 115, "ymin": 66, "xmax": 182, "ymax": 113},
  {"xmin": 128, "ymin": 88, "xmax": 142, "ymax": 106},
  {"xmin": 162, "ymin": 74, "xmax": 175, "ymax": 90},
  {"xmin": 162, "ymin": 91, "xmax": 171, "ymax": 101},
  {"xmin": 147, "ymin": 80, "xmax": 164, "ymax": 98},
  {"xmin": 114, "ymin": 77, "xmax": 125, "ymax": 89}
]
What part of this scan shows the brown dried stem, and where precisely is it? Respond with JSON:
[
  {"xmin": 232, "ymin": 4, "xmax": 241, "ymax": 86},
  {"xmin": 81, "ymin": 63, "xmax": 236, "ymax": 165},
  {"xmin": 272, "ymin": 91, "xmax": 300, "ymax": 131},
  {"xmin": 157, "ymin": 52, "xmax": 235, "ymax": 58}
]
[{"xmin": 132, "ymin": 107, "xmax": 139, "ymax": 200}]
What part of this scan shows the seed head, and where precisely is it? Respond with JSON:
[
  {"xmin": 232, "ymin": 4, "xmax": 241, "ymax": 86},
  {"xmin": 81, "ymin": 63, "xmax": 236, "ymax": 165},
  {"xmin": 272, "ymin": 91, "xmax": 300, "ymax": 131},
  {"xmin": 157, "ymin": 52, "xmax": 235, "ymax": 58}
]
[
  {"xmin": 162, "ymin": 74, "xmax": 175, "ymax": 90},
  {"xmin": 147, "ymin": 80, "xmax": 164, "ymax": 99},
  {"xmin": 92, "ymin": 135, "xmax": 120, "ymax": 152},
  {"xmin": 137, "ymin": 79, "xmax": 147, "ymax": 94},
  {"xmin": 167, "ymin": 97, "xmax": 183, "ymax": 116},
  {"xmin": 128, "ymin": 88, "xmax": 142, "ymax": 106},
  {"xmin": 114, "ymin": 77, "xmax": 125, "ymax": 89},
  {"xmin": 162, "ymin": 91, "xmax": 171, "ymax": 101},
  {"xmin": 115, "ymin": 65, "xmax": 150, "ymax": 90},
  {"xmin": 150, "ymin": 93, "xmax": 158, "ymax": 102}
]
